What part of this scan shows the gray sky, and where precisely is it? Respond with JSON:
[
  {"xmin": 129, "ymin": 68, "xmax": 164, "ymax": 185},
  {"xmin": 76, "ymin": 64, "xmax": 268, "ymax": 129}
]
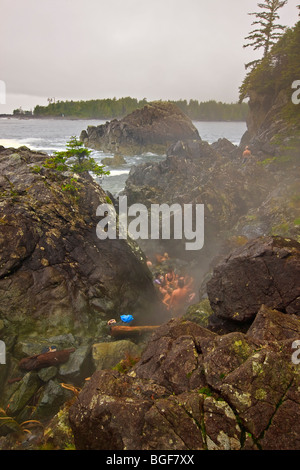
[{"xmin": 1, "ymin": 0, "xmax": 299, "ymax": 113}]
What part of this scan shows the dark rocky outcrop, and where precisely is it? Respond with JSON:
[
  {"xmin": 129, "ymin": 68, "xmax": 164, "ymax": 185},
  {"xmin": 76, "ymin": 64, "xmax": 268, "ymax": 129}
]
[
  {"xmin": 0, "ymin": 146, "xmax": 161, "ymax": 341},
  {"xmin": 123, "ymin": 127, "xmax": 299, "ymax": 291},
  {"xmin": 69, "ymin": 310, "xmax": 300, "ymax": 450},
  {"xmin": 0, "ymin": 145, "xmax": 164, "ymax": 433},
  {"xmin": 80, "ymin": 101, "xmax": 200, "ymax": 155},
  {"xmin": 239, "ymin": 20, "xmax": 300, "ymax": 155},
  {"xmin": 240, "ymin": 89, "xmax": 291, "ymax": 150},
  {"xmin": 68, "ymin": 235, "xmax": 300, "ymax": 450},
  {"xmin": 207, "ymin": 236, "xmax": 300, "ymax": 332},
  {"xmin": 68, "ymin": 45, "xmax": 300, "ymax": 450},
  {"xmin": 123, "ymin": 137, "xmax": 274, "ymax": 269}
]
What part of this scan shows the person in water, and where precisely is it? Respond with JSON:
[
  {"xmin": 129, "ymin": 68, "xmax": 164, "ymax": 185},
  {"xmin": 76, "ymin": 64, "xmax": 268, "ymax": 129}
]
[
  {"xmin": 155, "ymin": 252, "xmax": 169, "ymax": 264},
  {"xmin": 146, "ymin": 257, "xmax": 153, "ymax": 268},
  {"xmin": 168, "ymin": 277, "xmax": 191, "ymax": 316},
  {"xmin": 164, "ymin": 269, "xmax": 177, "ymax": 288}
]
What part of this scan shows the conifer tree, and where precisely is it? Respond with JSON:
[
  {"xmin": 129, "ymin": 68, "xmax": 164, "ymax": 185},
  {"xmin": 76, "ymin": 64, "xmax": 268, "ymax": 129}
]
[
  {"xmin": 244, "ymin": 0, "xmax": 288, "ymax": 69},
  {"xmin": 44, "ymin": 136, "xmax": 110, "ymax": 177}
]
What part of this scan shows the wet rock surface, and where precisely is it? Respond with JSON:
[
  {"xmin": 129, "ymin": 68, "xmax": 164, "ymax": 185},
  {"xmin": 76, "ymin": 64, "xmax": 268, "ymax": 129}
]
[
  {"xmin": 69, "ymin": 311, "xmax": 300, "ymax": 450},
  {"xmin": 207, "ymin": 236, "xmax": 300, "ymax": 330},
  {"xmin": 0, "ymin": 146, "xmax": 161, "ymax": 340},
  {"xmin": 0, "ymin": 145, "xmax": 164, "ymax": 440}
]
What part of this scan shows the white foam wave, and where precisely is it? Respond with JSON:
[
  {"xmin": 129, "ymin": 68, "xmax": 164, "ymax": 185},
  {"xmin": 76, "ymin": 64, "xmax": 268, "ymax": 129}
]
[
  {"xmin": 0, "ymin": 138, "xmax": 24, "ymax": 148},
  {"xmin": 108, "ymin": 169, "xmax": 130, "ymax": 176}
]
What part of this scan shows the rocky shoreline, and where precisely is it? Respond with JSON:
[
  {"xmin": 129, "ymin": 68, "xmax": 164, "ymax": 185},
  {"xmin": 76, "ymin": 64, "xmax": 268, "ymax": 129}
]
[
  {"xmin": 69, "ymin": 301, "xmax": 300, "ymax": 450},
  {"xmin": 0, "ymin": 85, "xmax": 299, "ymax": 449}
]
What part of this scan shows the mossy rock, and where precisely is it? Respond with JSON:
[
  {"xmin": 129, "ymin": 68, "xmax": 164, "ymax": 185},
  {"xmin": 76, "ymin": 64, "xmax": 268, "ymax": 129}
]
[
  {"xmin": 183, "ymin": 299, "xmax": 213, "ymax": 327},
  {"xmin": 41, "ymin": 403, "xmax": 75, "ymax": 450},
  {"xmin": 92, "ymin": 340, "xmax": 142, "ymax": 371},
  {"xmin": 5, "ymin": 372, "xmax": 41, "ymax": 417}
]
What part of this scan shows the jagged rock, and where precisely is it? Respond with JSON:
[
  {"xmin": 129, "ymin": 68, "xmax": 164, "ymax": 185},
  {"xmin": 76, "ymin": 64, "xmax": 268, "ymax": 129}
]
[
  {"xmin": 133, "ymin": 319, "xmax": 215, "ymax": 394},
  {"xmin": 37, "ymin": 366, "xmax": 57, "ymax": 383},
  {"xmin": 259, "ymin": 373, "xmax": 300, "ymax": 450},
  {"xmin": 246, "ymin": 305, "xmax": 300, "ymax": 343},
  {"xmin": 240, "ymin": 88, "xmax": 300, "ymax": 152},
  {"xmin": 199, "ymin": 332, "xmax": 256, "ymax": 389},
  {"xmin": 58, "ymin": 344, "xmax": 93, "ymax": 385},
  {"xmin": 183, "ymin": 298, "xmax": 213, "ymax": 328},
  {"xmin": 31, "ymin": 379, "xmax": 73, "ymax": 421},
  {"xmin": 69, "ymin": 368, "xmax": 243, "ymax": 451},
  {"xmin": 5, "ymin": 372, "xmax": 41, "ymax": 416},
  {"xmin": 80, "ymin": 102, "xmax": 200, "ymax": 155},
  {"xmin": 41, "ymin": 403, "xmax": 75, "ymax": 450},
  {"xmin": 69, "ymin": 315, "xmax": 300, "ymax": 450},
  {"xmin": 69, "ymin": 369, "xmax": 169, "ymax": 450},
  {"xmin": 123, "ymin": 134, "xmax": 276, "ymax": 268},
  {"xmin": 0, "ymin": 145, "xmax": 165, "ymax": 437},
  {"xmin": 207, "ymin": 236, "xmax": 300, "ymax": 329},
  {"xmin": 210, "ymin": 138, "xmax": 239, "ymax": 157},
  {"xmin": 0, "ymin": 146, "xmax": 162, "ymax": 344}
]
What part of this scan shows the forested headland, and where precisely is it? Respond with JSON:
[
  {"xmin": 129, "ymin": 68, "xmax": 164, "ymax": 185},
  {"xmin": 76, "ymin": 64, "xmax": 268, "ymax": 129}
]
[{"xmin": 32, "ymin": 97, "xmax": 249, "ymax": 122}]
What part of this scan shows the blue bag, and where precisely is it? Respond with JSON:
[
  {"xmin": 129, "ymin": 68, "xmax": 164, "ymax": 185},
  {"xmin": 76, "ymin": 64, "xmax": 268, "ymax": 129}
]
[{"xmin": 120, "ymin": 314, "xmax": 134, "ymax": 323}]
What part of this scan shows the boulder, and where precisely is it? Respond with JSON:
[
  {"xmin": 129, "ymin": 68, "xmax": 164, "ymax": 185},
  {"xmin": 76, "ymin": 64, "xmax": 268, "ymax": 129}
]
[
  {"xmin": 132, "ymin": 319, "xmax": 215, "ymax": 394},
  {"xmin": 58, "ymin": 344, "xmax": 93, "ymax": 385},
  {"xmin": 69, "ymin": 370, "xmax": 169, "ymax": 450},
  {"xmin": 247, "ymin": 305, "xmax": 300, "ymax": 343},
  {"xmin": 5, "ymin": 372, "xmax": 40, "ymax": 417},
  {"xmin": 80, "ymin": 102, "xmax": 200, "ymax": 155},
  {"xmin": 207, "ymin": 236, "xmax": 300, "ymax": 330},
  {"xmin": 31, "ymin": 379, "xmax": 73, "ymax": 421},
  {"xmin": 37, "ymin": 366, "xmax": 57, "ymax": 383}
]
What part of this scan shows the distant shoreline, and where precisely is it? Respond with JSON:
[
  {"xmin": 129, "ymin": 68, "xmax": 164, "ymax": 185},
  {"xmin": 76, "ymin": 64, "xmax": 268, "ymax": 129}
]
[
  {"xmin": 0, "ymin": 114, "xmax": 99, "ymax": 121},
  {"xmin": 0, "ymin": 114, "xmax": 247, "ymax": 123}
]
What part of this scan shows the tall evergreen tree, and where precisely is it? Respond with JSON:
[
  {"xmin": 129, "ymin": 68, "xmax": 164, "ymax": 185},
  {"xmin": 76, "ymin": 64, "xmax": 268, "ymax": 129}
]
[{"xmin": 243, "ymin": 0, "xmax": 288, "ymax": 69}]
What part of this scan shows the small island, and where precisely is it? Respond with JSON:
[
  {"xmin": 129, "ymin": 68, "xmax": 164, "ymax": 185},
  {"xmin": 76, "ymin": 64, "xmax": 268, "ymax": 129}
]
[{"xmin": 80, "ymin": 101, "xmax": 201, "ymax": 155}]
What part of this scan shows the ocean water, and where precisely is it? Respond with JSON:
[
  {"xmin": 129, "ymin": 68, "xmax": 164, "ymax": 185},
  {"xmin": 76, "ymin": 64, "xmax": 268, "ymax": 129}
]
[{"xmin": 0, "ymin": 117, "xmax": 247, "ymax": 196}]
